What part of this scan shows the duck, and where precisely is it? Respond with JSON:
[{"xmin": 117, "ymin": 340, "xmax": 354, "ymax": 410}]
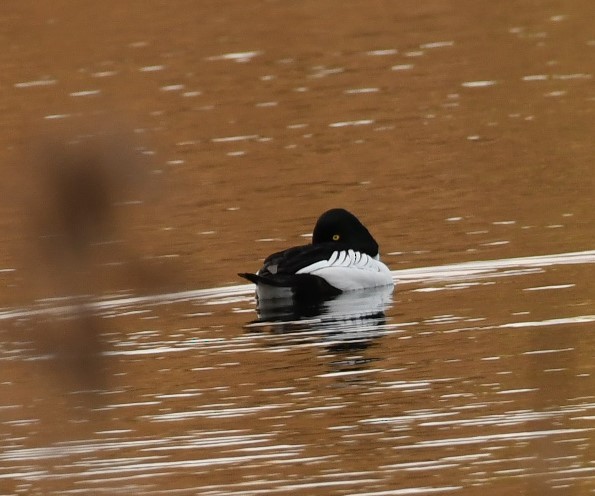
[{"xmin": 239, "ymin": 208, "xmax": 394, "ymax": 300}]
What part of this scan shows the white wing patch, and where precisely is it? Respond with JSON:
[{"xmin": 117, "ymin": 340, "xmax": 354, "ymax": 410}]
[{"xmin": 296, "ymin": 250, "xmax": 393, "ymax": 291}]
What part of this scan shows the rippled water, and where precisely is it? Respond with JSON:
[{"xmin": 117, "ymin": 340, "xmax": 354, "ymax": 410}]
[
  {"xmin": 1, "ymin": 1, "xmax": 594, "ymax": 494},
  {"xmin": 1, "ymin": 251, "xmax": 594, "ymax": 494}
]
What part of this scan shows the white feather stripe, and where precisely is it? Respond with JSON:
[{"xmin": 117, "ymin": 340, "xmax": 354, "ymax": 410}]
[
  {"xmin": 296, "ymin": 251, "xmax": 393, "ymax": 291},
  {"xmin": 355, "ymin": 251, "xmax": 366, "ymax": 267},
  {"xmin": 297, "ymin": 250, "xmax": 376, "ymax": 273},
  {"xmin": 346, "ymin": 249, "xmax": 356, "ymax": 266},
  {"xmin": 327, "ymin": 250, "xmax": 339, "ymax": 265},
  {"xmin": 354, "ymin": 250, "xmax": 362, "ymax": 265}
]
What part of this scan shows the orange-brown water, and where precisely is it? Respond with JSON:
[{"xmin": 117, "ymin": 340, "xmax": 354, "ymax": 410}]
[{"xmin": 0, "ymin": 1, "xmax": 594, "ymax": 495}]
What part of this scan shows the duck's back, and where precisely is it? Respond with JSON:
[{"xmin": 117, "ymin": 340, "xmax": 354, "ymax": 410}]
[{"xmin": 239, "ymin": 243, "xmax": 393, "ymax": 299}]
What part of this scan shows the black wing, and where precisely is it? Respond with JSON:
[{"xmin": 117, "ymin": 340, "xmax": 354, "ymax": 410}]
[
  {"xmin": 238, "ymin": 243, "xmax": 347, "ymax": 297},
  {"xmin": 258, "ymin": 243, "xmax": 347, "ymax": 276}
]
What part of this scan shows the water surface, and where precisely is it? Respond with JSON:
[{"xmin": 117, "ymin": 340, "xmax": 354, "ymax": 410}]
[
  {"xmin": 0, "ymin": 1, "xmax": 593, "ymax": 494},
  {"xmin": 1, "ymin": 252, "xmax": 594, "ymax": 494}
]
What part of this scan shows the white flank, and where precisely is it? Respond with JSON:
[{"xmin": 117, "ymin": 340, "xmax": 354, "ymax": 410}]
[{"xmin": 296, "ymin": 250, "xmax": 393, "ymax": 291}]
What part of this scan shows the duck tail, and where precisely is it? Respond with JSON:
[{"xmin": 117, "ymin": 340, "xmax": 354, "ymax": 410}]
[
  {"xmin": 238, "ymin": 272, "xmax": 257, "ymax": 284},
  {"xmin": 238, "ymin": 272, "xmax": 342, "ymax": 298},
  {"xmin": 238, "ymin": 272, "xmax": 288, "ymax": 287}
]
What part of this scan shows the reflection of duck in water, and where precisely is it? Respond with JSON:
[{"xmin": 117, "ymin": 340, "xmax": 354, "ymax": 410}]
[
  {"xmin": 250, "ymin": 283, "xmax": 393, "ymax": 324},
  {"xmin": 245, "ymin": 284, "xmax": 395, "ymax": 352},
  {"xmin": 239, "ymin": 208, "xmax": 394, "ymax": 302}
]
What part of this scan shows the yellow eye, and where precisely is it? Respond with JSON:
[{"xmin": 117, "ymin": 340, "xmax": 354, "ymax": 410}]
[{"xmin": 332, "ymin": 234, "xmax": 340, "ymax": 241}]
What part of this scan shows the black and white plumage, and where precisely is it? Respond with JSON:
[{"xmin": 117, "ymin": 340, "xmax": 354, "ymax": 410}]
[{"xmin": 239, "ymin": 208, "xmax": 393, "ymax": 300}]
